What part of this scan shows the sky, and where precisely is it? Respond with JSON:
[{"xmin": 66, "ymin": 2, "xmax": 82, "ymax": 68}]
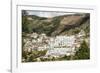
[{"xmin": 26, "ymin": 10, "xmax": 76, "ymax": 18}]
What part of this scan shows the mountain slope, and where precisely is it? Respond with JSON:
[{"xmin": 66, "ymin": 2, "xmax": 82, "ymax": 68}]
[{"xmin": 22, "ymin": 13, "xmax": 90, "ymax": 36}]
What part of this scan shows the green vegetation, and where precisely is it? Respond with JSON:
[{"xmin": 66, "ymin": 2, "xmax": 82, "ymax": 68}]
[
  {"xmin": 22, "ymin": 50, "xmax": 47, "ymax": 62},
  {"xmin": 74, "ymin": 40, "xmax": 90, "ymax": 59},
  {"xmin": 22, "ymin": 15, "xmax": 61, "ymax": 36}
]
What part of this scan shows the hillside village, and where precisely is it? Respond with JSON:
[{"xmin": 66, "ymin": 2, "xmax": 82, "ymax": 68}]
[
  {"xmin": 22, "ymin": 12, "xmax": 90, "ymax": 62},
  {"xmin": 22, "ymin": 30, "xmax": 89, "ymax": 62}
]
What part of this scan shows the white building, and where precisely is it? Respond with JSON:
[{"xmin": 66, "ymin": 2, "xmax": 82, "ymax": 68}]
[
  {"xmin": 77, "ymin": 30, "xmax": 85, "ymax": 38},
  {"xmin": 30, "ymin": 32, "xmax": 38, "ymax": 38},
  {"xmin": 48, "ymin": 35, "xmax": 75, "ymax": 48},
  {"xmin": 46, "ymin": 35, "xmax": 76, "ymax": 57}
]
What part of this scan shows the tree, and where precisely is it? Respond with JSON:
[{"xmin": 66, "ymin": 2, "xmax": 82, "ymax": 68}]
[{"xmin": 74, "ymin": 40, "xmax": 90, "ymax": 59}]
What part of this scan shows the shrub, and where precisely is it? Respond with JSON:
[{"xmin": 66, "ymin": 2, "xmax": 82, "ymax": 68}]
[{"xmin": 74, "ymin": 40, "xmax": 90, "ymax": 59}]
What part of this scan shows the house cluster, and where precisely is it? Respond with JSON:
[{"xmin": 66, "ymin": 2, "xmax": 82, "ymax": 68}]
[
  {"xmin": 46, "ymin": 35, "xmax": 76, "ymax": 57},
  {"xmin": 23, "ymin": 30, "xmax": 86, "ymax": 58}
]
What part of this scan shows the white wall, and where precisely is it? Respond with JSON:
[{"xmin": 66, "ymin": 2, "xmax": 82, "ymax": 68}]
[{"xmin": 0, "ymin": 0, "xmax": 100, "ymax": 73}]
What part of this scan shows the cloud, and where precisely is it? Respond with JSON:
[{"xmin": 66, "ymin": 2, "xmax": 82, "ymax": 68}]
[{"xmin": 26, "ymin": 10, "xmax": 75, "ymax": 18}]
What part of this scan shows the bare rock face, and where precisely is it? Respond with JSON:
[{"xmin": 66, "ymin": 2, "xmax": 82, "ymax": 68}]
[{"xmin": 51, "ymin": 13, "xmax": 90, "ymax": 36}]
